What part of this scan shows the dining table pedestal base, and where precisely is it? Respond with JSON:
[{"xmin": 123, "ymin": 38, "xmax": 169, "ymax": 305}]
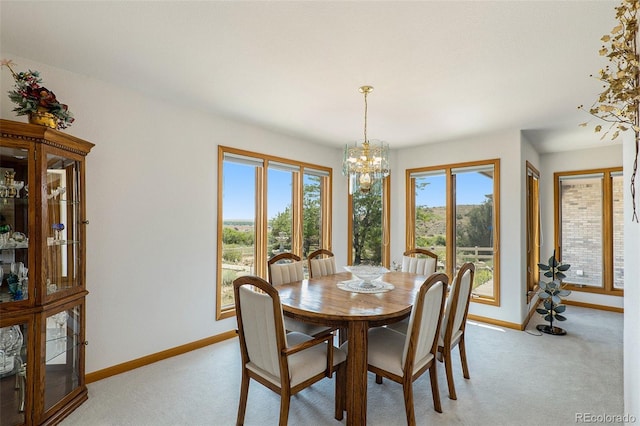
[{"xmin": 346, "ymin": 320, "xmax": 368, "ymax": 425}]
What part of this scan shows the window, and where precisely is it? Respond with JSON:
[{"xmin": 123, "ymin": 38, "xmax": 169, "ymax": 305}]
[
  {"xmin": 554, "ymin": 168, "xmax": 623, "ymax": 295},
  {"xmin": 526, "ymin": 162, "xmax": 540, "ymax": 301},
  {"xmin": 216, "ymin": 146, "xmax": 331, "ymax": 319},
  {"xmin": 407, "ymin": 159, "xmax": 500, "ymax": 305},
  {"xmin": 348, "ymin": 176, "xmax": 390, "ymax": 266}
]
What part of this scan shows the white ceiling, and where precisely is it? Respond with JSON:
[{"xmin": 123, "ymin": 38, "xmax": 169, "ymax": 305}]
[{"xmin": 0, "ymin": 1, "xmax": 621, "ymax": 153}]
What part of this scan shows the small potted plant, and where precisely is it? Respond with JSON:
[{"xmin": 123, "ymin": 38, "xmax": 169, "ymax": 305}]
[
  {"xmin": 1, "ymin": 59, "xmax": 74, "ymax": 130},
  {"xmin": 536, "ymin": 250, "xmax": 571, "ymax": 335}
]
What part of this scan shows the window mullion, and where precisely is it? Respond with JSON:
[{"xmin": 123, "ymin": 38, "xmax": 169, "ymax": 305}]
[
  {"xmin": 382, "ymin": 175, "xmax": 391, "ymax": 267},
  {"xmin": 603, "ymin": 171, "xmax": 613, "ymax": 292},
  {"xmin": 405, "ymin": 173, "xmax": 416, "ymax": 251},
  {"xmin": 255, "ymin": 165, "xmax": 267, "ymax": 279},
  {"xmin": 292, "ymin": 171, "xmax": 302, "ymax": 256},
  {"xmin": 321, "ymin": 174, "xmax": 331, "ymax": 251},
  {"xmin": 446, "ymin": 169, "xmax": 455, "ymax": 280}
]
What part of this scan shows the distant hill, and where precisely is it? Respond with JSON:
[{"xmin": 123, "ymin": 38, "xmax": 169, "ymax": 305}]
[
  {"xmin": 223, "ymin": 220, "xmax": 254, "ymax": 226},
  {"xmin": 415, "ymin": 204, "xmax": 477, "ymax": 236}
]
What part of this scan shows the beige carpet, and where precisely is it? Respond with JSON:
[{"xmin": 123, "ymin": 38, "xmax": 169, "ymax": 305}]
[{"xmin": 61, "ymin": 306, "xmax": 623, "ymax": 425}]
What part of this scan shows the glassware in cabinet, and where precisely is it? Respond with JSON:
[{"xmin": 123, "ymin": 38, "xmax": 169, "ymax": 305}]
[
  {"xmin": 0, "ymin": 316, "xmax": 32, "ymax": 426},
  {"xmin": 44, "ymin": 152, "xmax": 82, "ymax": 299},
  {"xmin": 0, "ymin": 144, "xmax": 31, "ymax": 304}
]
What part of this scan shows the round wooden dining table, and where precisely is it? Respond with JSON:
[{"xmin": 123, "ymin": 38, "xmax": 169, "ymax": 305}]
[{"xmin": 277, "ymin": 270, "xmax": 428, "ymax": 426}]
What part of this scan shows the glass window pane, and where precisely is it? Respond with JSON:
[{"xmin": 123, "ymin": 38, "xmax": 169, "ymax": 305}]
[
  {"xmin": 45, "ymin": 155, "xmax": 81, "ymax": 296},
  {"xmin": 560, "ymin": 175, "xmax": 603, "ymax": 287},
  {"xmin": 221, "ymin": 161, "xmax": 257, "ymax": 310},
  {"xmin": 45, "ymin": 304, "xmax": 82, "ymax": 411},
  {"xmin": 268, "ymin": 167, "xmax": 293, "ymax": 257},
  {"xmin": 454, "ymin": 167, "xmax": 495, "ymax": 297},
  {"xmin": 351, "ymin": 179, "xmax": 383, "ymax": 265},
  {"xmin": 302, "ymin": 173, "xmax": 322, "ymax": 258},
  {"xmin": 526, "ymin": 171, "xmax": 540, "ymax": 294},
  {"xmin": 612, "ymin": 174, "xmax": 624, "ymax": 289},
  {"xmin": 414, "ymin": 172, "xmax": 446, "ymax": 272}
]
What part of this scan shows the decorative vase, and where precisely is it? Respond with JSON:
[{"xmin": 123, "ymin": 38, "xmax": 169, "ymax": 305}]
[{"xmin": 28, "ymin": 107, "xmax": 57, "ymax": 129}]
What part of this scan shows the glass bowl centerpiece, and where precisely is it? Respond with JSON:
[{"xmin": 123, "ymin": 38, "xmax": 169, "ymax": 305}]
[{"xmin": 344, "ymin": 265, "xmax": 389, "ymax": 289}]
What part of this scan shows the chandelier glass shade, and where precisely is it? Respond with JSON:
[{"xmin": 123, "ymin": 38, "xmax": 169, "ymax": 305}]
[{"xmin": 342, "ymin": 86, "xmax": 390, "ymax": 194}]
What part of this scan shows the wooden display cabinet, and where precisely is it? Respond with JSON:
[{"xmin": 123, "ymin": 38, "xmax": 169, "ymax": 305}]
[{"xmin": 0, "ymin": 119, "xmax": 93, "ymax": 425}]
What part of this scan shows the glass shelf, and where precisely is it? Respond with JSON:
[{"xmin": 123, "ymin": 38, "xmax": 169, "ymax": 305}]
[
  {"xmin": 45, "ymin": 329, "xmax": 79, "ymax": 363},
  {"xmin": 46, "ymin": 239, "xmax": 79, "ymax": 247},
  {"xmin": 0, "ymin": 242, "xmax": 28, "ymax": 250},
  {"xmin": 0, "ymin": 197, "xmax": 28, "ymax": 203},
  {"xmin": 47, "ymin": 199, "xmax": 79, "ymax": 206}
]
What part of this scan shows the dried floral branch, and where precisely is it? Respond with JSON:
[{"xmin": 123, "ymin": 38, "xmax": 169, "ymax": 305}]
[{"xmin": 579, "ymin": 0, "xmax": 639, "ymax": 222}]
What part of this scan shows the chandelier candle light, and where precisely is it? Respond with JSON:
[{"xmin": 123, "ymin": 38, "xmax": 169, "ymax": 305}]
[{"xmin": 342, "ymin": 86, "xmax": 390, "ymax": 194}]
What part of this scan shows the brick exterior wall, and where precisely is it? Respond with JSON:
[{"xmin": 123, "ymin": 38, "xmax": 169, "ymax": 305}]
[
  {"xmin": 560, "ymin": 175, "xmax": 624, "ymax": 288},
  {"xmin": 560, "ymin": 178, "xmax": 603, "ymax": 287}
]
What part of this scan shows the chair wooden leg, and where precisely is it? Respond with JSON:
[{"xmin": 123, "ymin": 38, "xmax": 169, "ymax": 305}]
[
  {"xmin": 459, "ymin": 336, "xmax": 470, "ymax": 379},
  {"xmin": 375, "ymin": 374, "xmax": 383, "ymax": 384},
  {"xmin": 279, "ymin": 390, "xmax": 291, "ymax": 426},
  {"xmin": 339, "ymin": 327, "xmax": 348, "ymax": 345},
  {"xmin": 236, "ymin": 371, "xmax": 250, "ymax": 426},
  {"xmin": 443, "ymin": 348, "xmax": 457, "ymax": 400},
  {"xmin": 428, "ymin": 362, "xmax": 443, "ymax": 413},
  {"xmin": 335, "ymin": 364, "xmax": 346, "ymax": 420},
  {"xmin": 402, "ymin": 378, "xmax": 416, "ymax": 426}
]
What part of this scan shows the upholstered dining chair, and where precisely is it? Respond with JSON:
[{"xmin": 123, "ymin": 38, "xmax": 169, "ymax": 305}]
[
  {"xmin": 267, "ymin": 253, "xmax": 333, "ymax": 337},
  {"xmin": 307, "ymin": 248, "xmax": 347, "ymax": 343},
  {"xmin": 353, "ymin": 273, "xmax": 449, "ymax": 424},
  {"xmin": 307, "ymin": 249, "xmax": 337, "ymax": 278},
  {"xmin": 385, "ymin": 248, "xmax": 439, "ymax": 335},
  {"xmin": 268, "ymin": 253, "xmax": 305, "ymax": 285},
  {"xmin": 401, "ymin": 248, "xmax": 438, "ymax": 275},
  {"xmin": 233, "ymin": 276, "xmax": 347, "ymax": 425},
  {"xmin": 438, "ymin": 262, "xmax": 475, "ymax": 400}
]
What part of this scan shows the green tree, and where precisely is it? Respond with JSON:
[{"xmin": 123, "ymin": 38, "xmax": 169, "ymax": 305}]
[
  {"xmin": 352, "ymin": 180, "xmax": 383, "ymax": 264},
  {"xmin": 222, "ymin": 227, "xmax": 254, "ymax": 246},
  {"xmin": 268, "ymin": 176, "xmax": 323, "ymax": 257},
  {"xmin": 269, "ymin": 206, "xmax": 292, "ymax": 254},
  {"xmin": 457, "ymin": 197, "xmax": 493, "ymax": 248},
  {"xmin": 302, "ymin": 177, "xmax": 321, "ymax": 257}
]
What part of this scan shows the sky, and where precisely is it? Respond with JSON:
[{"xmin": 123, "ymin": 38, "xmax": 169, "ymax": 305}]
[
  {"xmin": 415, "ymin": 172, "xmax": 493, "ymax": 208},
  {"xmin": 223, "ymin": 162, "xmax": 493, "ymax": 221},
  {"xmin": 222, "ymin": 162, "xmax": 297, "ymax": 221}
]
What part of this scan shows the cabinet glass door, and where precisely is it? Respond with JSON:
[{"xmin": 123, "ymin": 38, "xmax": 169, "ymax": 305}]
[
  {"xmin": 0, "ymin": 321, "xmax": 29, "ymax": 426},
  {"xmin": 0, "ymin": 145, "xmax": 30, "ymax": 304},
  {"xmin": 44, "ymin": 153, "xmax": 81, "ymax": 297},
  {"xmin": 44, "ymin": 303, "xmax": 83, "ymax": 412}
]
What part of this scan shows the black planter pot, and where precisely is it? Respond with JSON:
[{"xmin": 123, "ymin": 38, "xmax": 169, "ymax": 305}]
[{"xmin": 536, "ymin": 324, "xmax": 567, "ymax": 335}]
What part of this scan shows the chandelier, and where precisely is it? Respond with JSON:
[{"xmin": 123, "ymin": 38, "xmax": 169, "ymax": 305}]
[{"xmin": 342, "ymin": 86, "xmax": 390, "ymax": 194}]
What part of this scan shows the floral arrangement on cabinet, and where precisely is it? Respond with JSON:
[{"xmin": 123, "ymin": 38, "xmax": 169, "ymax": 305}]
[{"xmin": 1, "ymin": 59, "xmax": 74, "ymax": 130}]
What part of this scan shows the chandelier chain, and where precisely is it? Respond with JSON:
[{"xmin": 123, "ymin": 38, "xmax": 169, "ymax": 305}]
[{"xmin": 363, "ymin": 89, "xmax": 368, "ymax": 143}]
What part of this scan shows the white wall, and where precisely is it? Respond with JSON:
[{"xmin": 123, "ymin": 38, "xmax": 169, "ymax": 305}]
[
  {"xmin": 1, "ymin": 54, "xmax": 346, "ymax": 372},
  {"xmin": 623, "ymin": 134, "xmax": 640, "ymax": 419},
  {"xmin": 539, "ymin": 144, "xmax": 624, "ymax": 309},
  {"xmin": 393, "ymin": 130, "xmax": 524, "ymax": 324}
]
